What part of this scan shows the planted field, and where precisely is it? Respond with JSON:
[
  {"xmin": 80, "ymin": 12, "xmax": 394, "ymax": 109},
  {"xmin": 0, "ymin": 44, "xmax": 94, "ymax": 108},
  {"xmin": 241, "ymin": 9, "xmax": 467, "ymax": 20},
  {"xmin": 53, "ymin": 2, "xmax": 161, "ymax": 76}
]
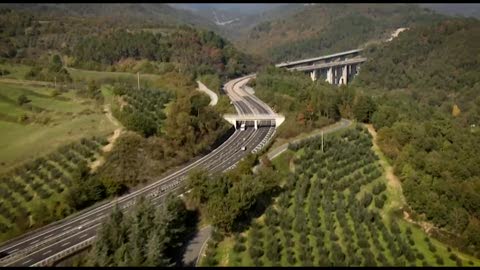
[
  {"xmin": 0, "ymin": 82, "xmax": 116, "ymax": 172},
  {"xmin": 202, "ymin": 126, "xmax": 480, "ymax": 266},
  {"xmin": 0, "ymin": 136, "xmax": 109, "ymax": 242},
  {"xmin": 110, "ymin": 84, "xmax": 172, "ymax": 137}
]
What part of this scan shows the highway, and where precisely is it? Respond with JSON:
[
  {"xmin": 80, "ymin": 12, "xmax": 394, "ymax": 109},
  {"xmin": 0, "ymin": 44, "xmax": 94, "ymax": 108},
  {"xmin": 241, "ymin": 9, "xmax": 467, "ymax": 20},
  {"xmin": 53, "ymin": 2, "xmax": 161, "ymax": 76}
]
[{"xmin": 0, "ymin": 74, "xmax": 277, "ymax": 267}]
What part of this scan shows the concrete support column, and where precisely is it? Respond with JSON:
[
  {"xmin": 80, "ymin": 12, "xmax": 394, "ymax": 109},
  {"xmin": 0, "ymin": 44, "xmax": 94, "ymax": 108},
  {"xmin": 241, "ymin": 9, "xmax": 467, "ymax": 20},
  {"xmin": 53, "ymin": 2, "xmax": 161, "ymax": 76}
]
[
  {"xmin": 310, "ymin": 70, "xmax": 317, "ymax": 81},
  {"xmin": 254, "ymin": 120, "xmax": 258, "ymax": 130},
  {"xmin": 341, "ymin": 65, "xmax": 348, "ymax": 85},
  {"xmin": 326, "ymin": 67, "xmax": 333, "ymax": 84}
]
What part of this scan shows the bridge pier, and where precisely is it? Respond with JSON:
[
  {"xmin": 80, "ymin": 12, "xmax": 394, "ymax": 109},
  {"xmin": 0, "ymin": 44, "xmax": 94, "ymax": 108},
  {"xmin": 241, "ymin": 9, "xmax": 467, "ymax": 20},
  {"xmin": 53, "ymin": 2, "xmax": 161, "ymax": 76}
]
[
  {"xmin": 326, "ymin": 67, "xmax": 333, "ymax": 84},
  {"xmin": 340, "ymin": 65, "xmax": 348, "ymax": 85},
  {"xmin": 276, "ymin": 49, "xmax": 366, "ymax": 86},
  {"xmin": 310, "ymin": 70, "xmax": 317, "ymax": 81}
]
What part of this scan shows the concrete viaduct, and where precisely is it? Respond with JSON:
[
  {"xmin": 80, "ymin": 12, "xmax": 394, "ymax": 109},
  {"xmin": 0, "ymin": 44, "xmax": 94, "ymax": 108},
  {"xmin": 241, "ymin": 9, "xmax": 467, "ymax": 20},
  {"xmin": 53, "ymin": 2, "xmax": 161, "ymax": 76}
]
[{"xmin": 275, "ymin": 49, "xmax": 367, "ymax": 85}]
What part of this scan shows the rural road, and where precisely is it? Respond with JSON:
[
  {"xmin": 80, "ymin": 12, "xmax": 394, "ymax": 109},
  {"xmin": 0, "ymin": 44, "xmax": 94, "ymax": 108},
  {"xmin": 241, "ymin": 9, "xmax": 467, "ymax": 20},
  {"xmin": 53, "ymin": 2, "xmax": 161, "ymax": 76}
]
[
  {"xmin": 197, "ymin": 80, "xmax": 218, "ymax": 106},
  {"xmin": 182, "ymin": 225, "xmax": 213, "ymax": 267}
]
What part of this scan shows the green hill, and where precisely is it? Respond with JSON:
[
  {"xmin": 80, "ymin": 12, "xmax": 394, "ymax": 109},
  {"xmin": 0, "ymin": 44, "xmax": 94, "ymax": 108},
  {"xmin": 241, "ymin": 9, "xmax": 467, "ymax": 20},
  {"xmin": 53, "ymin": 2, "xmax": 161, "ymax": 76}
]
[{"xmin": 234, "ymin": 4, "xmax": 444, "ymax": 63}]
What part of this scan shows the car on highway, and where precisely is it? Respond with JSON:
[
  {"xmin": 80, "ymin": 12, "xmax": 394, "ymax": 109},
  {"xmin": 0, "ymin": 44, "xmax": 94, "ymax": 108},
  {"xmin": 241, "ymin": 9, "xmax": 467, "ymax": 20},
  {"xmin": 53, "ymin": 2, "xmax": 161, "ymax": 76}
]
[{"xmin": 241, "ymin": 146, "xmax": 246, "ymax": 151}]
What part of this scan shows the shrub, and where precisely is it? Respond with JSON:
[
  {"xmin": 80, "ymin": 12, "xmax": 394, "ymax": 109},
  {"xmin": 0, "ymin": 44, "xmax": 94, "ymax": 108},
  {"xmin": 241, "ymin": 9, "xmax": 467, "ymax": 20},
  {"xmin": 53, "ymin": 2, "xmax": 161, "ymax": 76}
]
[
  {"xmin": 249, "ymin": 246, "xmax": 264, "ymax": 259},
  {"xmin": 447, "ymin": 253, "xmax": 457, "ymax": 261},
  {"xmin": 233, "ymin": 242, "xmax": 246, "ymax": 253},
  {"xmin": 17, "ymin": 94, "xmax": 31, "ymax": 105}
]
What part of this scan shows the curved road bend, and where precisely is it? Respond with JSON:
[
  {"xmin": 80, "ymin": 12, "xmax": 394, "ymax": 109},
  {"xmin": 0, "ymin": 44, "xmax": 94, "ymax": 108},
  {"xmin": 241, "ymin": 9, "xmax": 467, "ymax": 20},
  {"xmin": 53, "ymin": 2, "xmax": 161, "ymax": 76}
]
[{"xmin": 0, "ymin": 75, "xmax": 276, "ymax": 267}]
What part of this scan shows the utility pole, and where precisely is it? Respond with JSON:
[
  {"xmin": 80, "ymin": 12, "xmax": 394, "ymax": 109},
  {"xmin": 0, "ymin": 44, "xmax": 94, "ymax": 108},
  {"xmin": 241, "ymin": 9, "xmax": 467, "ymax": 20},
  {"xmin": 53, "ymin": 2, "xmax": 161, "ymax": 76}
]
[
  {"xmin": 321, "ymin": 130, "xmax": 324, "ymax": 152},
  {"xmin": 137, "ymin": 72, "xmax": 140, "ymax": 90}
]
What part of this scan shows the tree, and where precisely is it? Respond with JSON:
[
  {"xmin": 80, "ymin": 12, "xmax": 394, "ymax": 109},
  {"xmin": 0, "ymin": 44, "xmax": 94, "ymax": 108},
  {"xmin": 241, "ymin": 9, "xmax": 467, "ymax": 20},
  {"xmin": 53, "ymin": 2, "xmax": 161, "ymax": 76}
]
[
  {"xmin": 87, "ymin": 80, "xmax": 100, "ymax": 98},
  {"xmin": 145, "ymin": 232, "xmax": 170, "ymax": 266},
  {"xmin": 187, "ymin": 169, "xmax": 211, "ymax": 206},
  {"xmin": 452, "ymin": 104, "xmax": 461, "ymax": 117},
  {"xmin": 49, "ymin": 54, "xmax": 63, "ymax": 73},
  {"xmin": 353, "ymin": 94, "xmax": 377, "ymax": 123},
  {"xmin": 89, "ymin": 196, "xmax": 189, "ymax": 266},
  {"xmin": 17, "ymin": 94, "xmax": 30, "ymax": 105}
]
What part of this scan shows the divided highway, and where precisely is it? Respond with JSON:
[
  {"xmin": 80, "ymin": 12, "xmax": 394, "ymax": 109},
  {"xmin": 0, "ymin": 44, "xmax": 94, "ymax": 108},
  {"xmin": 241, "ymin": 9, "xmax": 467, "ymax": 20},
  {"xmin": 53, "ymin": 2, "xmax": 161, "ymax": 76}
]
[{"xmin": 0, "ymin": 75, "xmax": 277, "ymax": 267}]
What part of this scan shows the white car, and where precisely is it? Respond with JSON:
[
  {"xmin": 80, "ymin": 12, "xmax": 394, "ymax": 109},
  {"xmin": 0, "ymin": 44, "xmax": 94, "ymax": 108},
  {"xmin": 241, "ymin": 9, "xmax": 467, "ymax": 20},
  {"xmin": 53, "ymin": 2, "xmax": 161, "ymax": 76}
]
[{"xmin": 241, "ymin": 146, "xmax": 246, "ymax": 151}]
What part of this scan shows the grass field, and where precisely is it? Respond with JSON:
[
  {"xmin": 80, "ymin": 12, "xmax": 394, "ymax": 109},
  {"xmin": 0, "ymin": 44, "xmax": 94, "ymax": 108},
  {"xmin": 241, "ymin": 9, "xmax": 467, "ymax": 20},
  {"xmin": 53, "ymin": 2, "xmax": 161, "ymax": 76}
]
[
  {"xmin": 0, "ymin": 81, "xmax": 116, "ymax": 173},
  {"xmin": 200, "ymin": 125, "xmax": 480, "ymax": 266},
  {"xmin": 0, "ymin": 77, "xmax": 117, "ymax": 242}
]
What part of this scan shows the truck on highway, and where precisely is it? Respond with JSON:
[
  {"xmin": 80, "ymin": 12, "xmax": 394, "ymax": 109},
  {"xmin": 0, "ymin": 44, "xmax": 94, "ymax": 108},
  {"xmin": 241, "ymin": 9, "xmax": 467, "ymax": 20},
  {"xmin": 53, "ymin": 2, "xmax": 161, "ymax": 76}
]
[{"xmin": 240, "ymin": 122, "xmax": 246, "ymax": 131}]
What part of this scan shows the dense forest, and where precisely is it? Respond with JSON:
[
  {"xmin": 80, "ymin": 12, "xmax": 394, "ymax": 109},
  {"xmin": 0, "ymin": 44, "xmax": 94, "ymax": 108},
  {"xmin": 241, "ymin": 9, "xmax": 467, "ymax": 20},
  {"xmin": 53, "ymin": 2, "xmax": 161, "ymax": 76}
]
[
  {"xmin": 87, "ymin": 195, "xmax": 194, "ymax": 266},
  {"xmin": 353, "ymin": 18, "xmax": 480, "ymax": 256},
  {"xmin": 0, "ymin": 8, "xmax": 257, "ymax": 79},
  {"xmin": 70, "ymin": 28, "xmax": 255, "ymax": 78}
]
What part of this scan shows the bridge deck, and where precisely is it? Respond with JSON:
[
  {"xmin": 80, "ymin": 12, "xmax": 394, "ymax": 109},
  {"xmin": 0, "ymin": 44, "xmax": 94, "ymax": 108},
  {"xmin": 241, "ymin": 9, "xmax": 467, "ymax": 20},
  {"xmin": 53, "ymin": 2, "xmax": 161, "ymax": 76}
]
[
  {"xmin": 289, "ymin": 57, "xmax": 367, "ymax": 72},
  {"xmin": 276, "ymin": 48, "xmax": 363, "ymax": 68},
  {"xmin": 223, "ymin": 113, "xmax": 284, "ymax": 121}
]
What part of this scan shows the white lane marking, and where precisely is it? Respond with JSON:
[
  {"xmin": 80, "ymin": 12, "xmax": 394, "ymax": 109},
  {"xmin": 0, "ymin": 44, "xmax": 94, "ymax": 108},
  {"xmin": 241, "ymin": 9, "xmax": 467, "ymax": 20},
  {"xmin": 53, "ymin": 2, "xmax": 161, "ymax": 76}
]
[
  {"xmin": 10, "ymin": 248, "xmax": 19, "ymax": 253},
  {"xmin": 6, "ymin": 224, "xmax": 102, "ymax": 267},
  {"xmin": 42, "ymin": 250, "xmax": 52, "ymax": 256},
  {"xmin": 79, "ymin": 234, "xmax": 89, "ymax": 239},
  {"xmin": 31, "ymin": 239, "xmax": 39, "ymax": 244},
  {"xmin": 43, "ymin": 234, "xmax": 53, "ymax": 239},
  {"xmin": 61, "ymin": 242, "xmax": 70, "ymax": 247},
  {"xmin": 22, "ymin": 259, "xmax": 32, "ymax": 265},
  {"xmin": 62, "ymin": 227, "xmax": 71, "ymax": 231}
]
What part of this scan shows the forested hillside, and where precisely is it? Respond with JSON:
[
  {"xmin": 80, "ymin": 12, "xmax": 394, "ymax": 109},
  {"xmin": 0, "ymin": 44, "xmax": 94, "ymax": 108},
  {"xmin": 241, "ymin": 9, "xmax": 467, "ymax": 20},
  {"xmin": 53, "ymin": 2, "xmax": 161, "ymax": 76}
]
[
  {"xmin": 0, "ymin": 7, "xmax": 257, "ymax": 80},
  {"xmin": 249, "ymin": 67, "xmax": 375, "ymax": 139},
  {"xmin": 353, "ymin": 18, "xmax": 480, "ymax": 257},
  {"xmin": 0, "ymin": 4, "xmax": 216, "ymax": 30},
  {"xmin": 236, "ymin": 4, "xmax": 444, "ymax": 62},
  {"xmin": 70, "ymin": 27, "xmax": 255, "ymax": 78}
]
